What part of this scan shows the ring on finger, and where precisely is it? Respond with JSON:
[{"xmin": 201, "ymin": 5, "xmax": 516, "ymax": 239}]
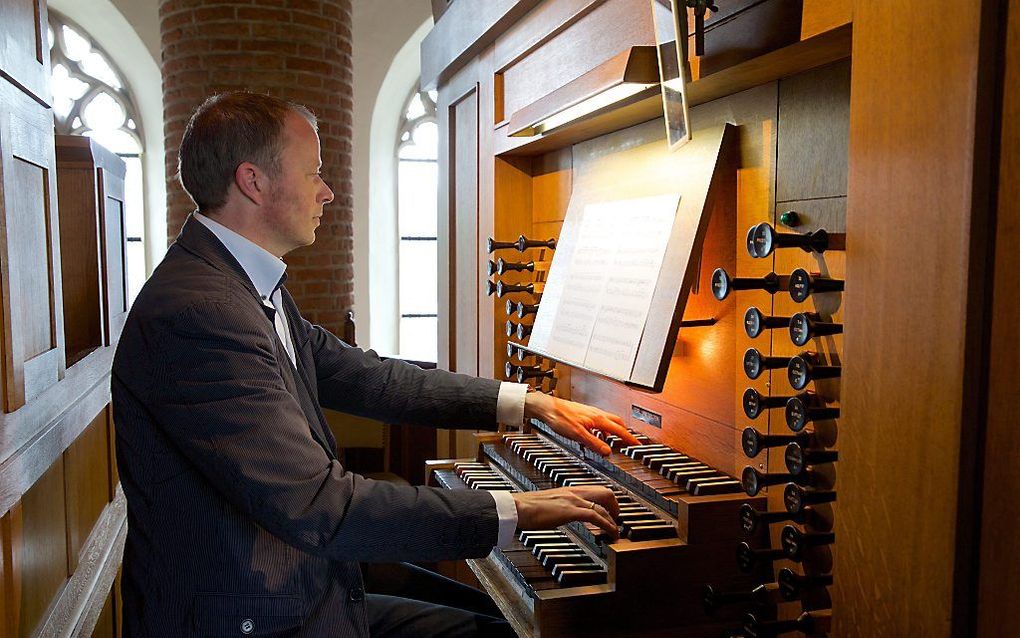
[{"xmin": 588, "ymin": 501, "xmax": 597, "ymax": 510}]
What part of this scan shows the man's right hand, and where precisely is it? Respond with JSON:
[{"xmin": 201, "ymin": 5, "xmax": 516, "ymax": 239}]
[{"xmin": 512, "ymin": 486, "xmax": 620, "ymax": 541}]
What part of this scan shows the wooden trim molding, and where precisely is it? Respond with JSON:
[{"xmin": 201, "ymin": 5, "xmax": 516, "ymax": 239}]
[
  {"xmin": 0, "ymin": 346, "xmax": 113, "ymax": 517},
  {"xmin": 36, "ymin": 487, "xmax": 126, "ymax": 638}
]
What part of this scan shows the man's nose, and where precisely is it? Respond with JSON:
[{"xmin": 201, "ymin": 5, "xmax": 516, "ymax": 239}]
[{"xmin": 320, "ymin": 182, "xmax": 334, "ymax": 204}]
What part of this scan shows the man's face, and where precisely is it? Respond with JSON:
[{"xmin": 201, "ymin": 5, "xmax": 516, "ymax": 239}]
[{"xmin": 262, "ymin": 112, "xmax": 334, "ymax": 256}]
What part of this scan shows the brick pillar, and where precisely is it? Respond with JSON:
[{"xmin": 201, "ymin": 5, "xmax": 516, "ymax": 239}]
[{"xmin": 160, "ymin": 0, "xmax": 354, "ymax": 333}]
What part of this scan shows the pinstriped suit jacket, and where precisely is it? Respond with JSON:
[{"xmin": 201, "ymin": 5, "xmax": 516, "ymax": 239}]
[{"xmin": 112, "ymin": 216, "xmax": 501, "ymax": 637}]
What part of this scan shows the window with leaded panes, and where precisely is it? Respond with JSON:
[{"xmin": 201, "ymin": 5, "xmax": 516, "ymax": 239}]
[
  {"xmin": 396, "ymin": 86, "xmax": 439, "ymax": 362},
  {"xmin": 48, "ymin": 10, "xmax": 146, "ymax": 305}
]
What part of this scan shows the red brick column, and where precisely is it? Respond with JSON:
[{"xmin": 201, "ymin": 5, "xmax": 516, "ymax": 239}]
[{"xmin": 160, "ymin": 0, "xmax": 354, "ymax": 332}]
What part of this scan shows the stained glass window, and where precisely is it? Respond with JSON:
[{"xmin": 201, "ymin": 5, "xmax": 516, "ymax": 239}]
[
  {"xmin": 396, "ymin": 86, "xmax": 439, "ymax": 362},
  {"xmin": 48, "ymin": 11, "xmax": 146, "ymax": 305}
]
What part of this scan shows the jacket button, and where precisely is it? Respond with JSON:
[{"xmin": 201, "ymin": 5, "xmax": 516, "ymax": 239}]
[
  {"xmin": 349, "ymin": 586, "xmax": 364, "ymax": 602},
  {"xmin": 240, "ymin": 618, "xmax": 255, "ymax": 634}
]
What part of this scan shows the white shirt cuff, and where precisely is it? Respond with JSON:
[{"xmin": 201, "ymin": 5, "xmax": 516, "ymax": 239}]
[
  {"xmin": 488, "ymin": 489, "xmax": 519, "ymax": 549},
  {"xmin": 496, "ymin": 382, "xmax": 528, "ymax": 426}
]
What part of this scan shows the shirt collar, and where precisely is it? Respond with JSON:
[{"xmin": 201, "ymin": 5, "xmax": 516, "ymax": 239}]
[{"xmin": 194, "ymin": 212, "xmax": 286, "ymax": 301}]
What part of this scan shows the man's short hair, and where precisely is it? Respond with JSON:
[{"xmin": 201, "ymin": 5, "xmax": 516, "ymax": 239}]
[{"xmin": 178, "ymin": 92, "xmax": 317, "ymax": 211}]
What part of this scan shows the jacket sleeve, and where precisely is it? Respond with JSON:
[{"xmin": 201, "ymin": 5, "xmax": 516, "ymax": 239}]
[
  {"xmin": 302, "ymin": 318, "xmax": 503, "ymax": 430},
  {"xmin": 139, "ymin": 297, "xmax": 499, "ymax": 562}
]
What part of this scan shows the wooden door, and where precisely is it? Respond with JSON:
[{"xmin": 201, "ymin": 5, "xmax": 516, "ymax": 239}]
[{"xmin": 0, "ymin": 0, "xmax": 51, "ymax": 106}]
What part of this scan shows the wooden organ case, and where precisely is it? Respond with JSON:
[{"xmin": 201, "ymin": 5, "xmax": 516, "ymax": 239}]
[{"xmin": 424, "ymin": 1, "xmax": 1020, "ymax": 637}]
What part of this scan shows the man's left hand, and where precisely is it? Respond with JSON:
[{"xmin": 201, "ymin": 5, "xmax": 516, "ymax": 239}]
[{"xmin": 523, "ymin": 392, "xmax": 640, "ymax": 456}]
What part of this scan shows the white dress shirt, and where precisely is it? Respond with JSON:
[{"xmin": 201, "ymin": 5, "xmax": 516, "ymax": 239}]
[{"xmin": 194, "ymin": 213, "xmax": 524, "ymax": 548}]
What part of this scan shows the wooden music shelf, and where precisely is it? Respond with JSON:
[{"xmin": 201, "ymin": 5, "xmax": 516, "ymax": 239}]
[{"xmin": 497, "ymin": 23, "xmax": 852, "ymax": 157}]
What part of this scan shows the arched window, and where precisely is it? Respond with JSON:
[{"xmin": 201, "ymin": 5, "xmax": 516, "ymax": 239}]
[
  {"xmin": 396, "ymin": 86, "xmax": 438, "ymax": 362},
  {"xmin": 47, "ymin": 10, "xmax": 146, "ymax": 305}
]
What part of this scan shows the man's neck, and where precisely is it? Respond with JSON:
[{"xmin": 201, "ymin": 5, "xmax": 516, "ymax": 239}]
[{"xmin": 200, "ymin": 209, "xmax": 283, "ymax": 258}]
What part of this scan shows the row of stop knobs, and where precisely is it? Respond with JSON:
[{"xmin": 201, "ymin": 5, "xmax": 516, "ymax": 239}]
[
  {"xmin": 488, "ymin": 235, "xmax": 557, "ymax": 388},
  {"xmin": 709, "ymin": 218, "xmax": 841, "ymax": 636}
]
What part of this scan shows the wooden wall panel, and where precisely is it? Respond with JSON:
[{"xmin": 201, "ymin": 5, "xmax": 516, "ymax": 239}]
[
  {"xmin": 63, "ymin": 411, "xmax": 111, "ymax": 572},
  {"xmin": 499, "ymin": 0, "xmax": 654, "ymax": 122},
  {"xmin": 833, "ymin": 1, "xmax": 1001, "ymax": 635},
  {"xmin": 56, "ymin": 168, "xmax": 103, "ymax": 367},
  {"xmin": 14, "ymin": 457, "xmax": 69, "ymax": 638},
  {"xmin": 976, "ymin": 0, "xmax": 1020, "ymax": 632},
  {"xmin": 0, "ymin": 79, "xmax": 65, "ymax": 411},
  {"xmin": 0, "ymin": 0, "xmax": 51, "ymax": 105}
]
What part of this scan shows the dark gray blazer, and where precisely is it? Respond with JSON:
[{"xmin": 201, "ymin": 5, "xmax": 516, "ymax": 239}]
[{"xmin": 112, "ymin": 216, "xmax": 501, "ymax": 637}]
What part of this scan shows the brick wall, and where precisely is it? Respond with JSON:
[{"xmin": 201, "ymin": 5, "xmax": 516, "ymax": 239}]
[{"xmin": 160, "ymin": 0, "xmax": 354, "ymax": 333}]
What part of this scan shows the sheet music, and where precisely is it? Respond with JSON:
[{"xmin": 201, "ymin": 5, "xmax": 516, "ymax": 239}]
[{"xmin": 532, "ymin": 193, "xmax": 680, "ymax": 378}]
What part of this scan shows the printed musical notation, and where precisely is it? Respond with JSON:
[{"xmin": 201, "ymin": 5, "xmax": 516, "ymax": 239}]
[{"xmin": 528, "ymin": 193, "xmax": 680, "ymax": 380}]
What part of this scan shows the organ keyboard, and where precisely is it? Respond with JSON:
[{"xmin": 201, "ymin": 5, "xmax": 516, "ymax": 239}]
[{"xmin": 429, "ymin": 421, "xmax": 771, "ymax": 637}]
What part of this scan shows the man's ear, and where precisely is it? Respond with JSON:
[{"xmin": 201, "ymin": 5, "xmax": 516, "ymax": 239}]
[{"xmin": 234, "ymin": 161, "xmax": 267, "ymax": 206}]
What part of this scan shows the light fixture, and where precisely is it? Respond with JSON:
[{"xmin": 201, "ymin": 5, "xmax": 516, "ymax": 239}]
[{"xmin": 508, "ymin": 46, "xmax": 659, "ymax": 137}]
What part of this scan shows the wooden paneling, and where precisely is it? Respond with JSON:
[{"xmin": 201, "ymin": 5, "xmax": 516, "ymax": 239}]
[
  {"xmin": 0, "ymin": 0, "xmax": 51, "ymax": 106},
  {"xmin": 500, "ymin": 0, "xmax": 654, "ymax": 124},
  {"xmin": 0, "ymin": 79, "xmax": 65, "ymax": 411},
  {"xmin": 776, "ymin": 60, "xmax": 850, "ymax": 202},
  {"xmin": 56, "ymin": 168, "xmax": 103, "ymax": 367},
  {"xmin": 63, "ymin": 411, "xmax": 111, "ymax": 571},
  {"xmin": 833, "ymin": 1, "xmax": 1002, "ymax": 635},
  {"xmin": 976, "ymin": 0, "xmax": 1020, "ymax": 632},
  {"xmin": 421, "ymin": 0, "xmax": 543, "ymax": 90},
  {"xmin": 14, "ymin": 458, "xmax": 69, "ymax": 638},
  {"xmin": 451, "ymin": 88, "xmax": 480, "ymax": 378}
]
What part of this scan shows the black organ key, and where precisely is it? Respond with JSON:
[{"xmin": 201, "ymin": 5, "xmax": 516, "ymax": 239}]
[
  {"xmin": 744, "ymin": 306, "xmax": 791, "ymax": 339},
  {"xmin": 742, "ymin": 388, "xmax": 794, "ymax": 420},
  {"xmin": 516, "ymin": 235, "xmax": 557, "ymax": 252},
  {"xmin": 551, "ymin": 563, "xmax": 601, "ymax": 579},
  {"xmin": 556, "ymin": 569, "xmax": 607, "ymax": 587},
  {"xmin": 702, "ymin": 584, "xmax": 773, "ymax": 614},
  {"xmin": 737, "ymin": 541, "xmax": 786, "ymax": 572},
  {"xmin": 624, "ymin": 521, "xmax": 677, "ymax": 541},
  {"xmin": 780, "ymin": 525, "xmax": 834, "ymax": 561},
  {"xmin": 785, "ymin": 393, "xmax": 840, "ymax": 432},
  {"xmin": 741, "ymin": 466, "xmax": 810, "ymax": 497},
  {"xmin": 747, "ymin": 222, "xmax": 835, "ymax": 258},
  {"xmin": 519, "ymin": 530, "xmax": 564, "ymax": 544},
  {"xmin": 741, "ymin": 427, "xmax": 809, "ymax": 458},
  {"xmin": 711, "ymin": 268, "xmax": 784, "ymax": 301},
  {"xmin": 789, "ymin": 311, "xmax": 843, "ymax": 347},
  {"xmin": 540, "ymin": 552, "xmax": 589, "ymax": 569},
  {"xmin": 784, "ymin": 442, "xmax": 838, "ymax": 475},
  {"xmin": 739, "ymin": 503, "xmax": 807, "ymax": 535},
  {"xmin": 668, "ymin": 467, "xmax": 717, "ymax": 485},
  {"xmin": 788, "ymin": 268, "xmax": 845, "ymax": 303},
  {"xmin": 620, "ymin": 444, "xmax": 673, "ymax": 460},
  {"xmin": 783, "ymin": 483, "xmax": 836, "ymax": 514},
  {"xmin": 743, "ymin": 348, "xmax": 792, "ymax": 380},
  {"xmin": 496, "ymin": 280, "xmax": 544, "ymax": 297},
  {"xmin": 787, "ymin": 354, "xmax": 841, "ymax": 390},
  {"xmin": 487, "ymin": 237, "xmax": 517, "ymax": 252},
  {"xmin": 777, "ymin": 567, "xmax": 833, "ymax": 601},
  {"xmin": 691, "ymin": 479, "xmax": 743, "ymax": 496},
  {"xmin": 743, "ymin": 611, "xmax": 826, "ymax": 638},
  {"xmin": 643, "ymin": 453, "xmax": 690, "ymax": 470}
]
